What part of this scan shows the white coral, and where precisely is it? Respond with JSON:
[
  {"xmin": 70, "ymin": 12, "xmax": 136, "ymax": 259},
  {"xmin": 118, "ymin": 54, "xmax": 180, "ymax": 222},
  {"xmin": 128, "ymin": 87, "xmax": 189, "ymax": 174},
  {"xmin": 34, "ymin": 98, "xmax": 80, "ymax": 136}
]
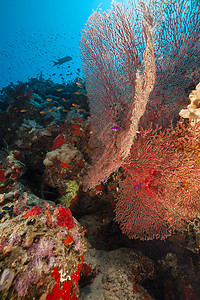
[
  {"xmin": 43, "ymin": 143, "xmax": 82, "ymax": 166},
  {"xmin": 179, "ymin": 83, "xmax": 200, "ymax": 125}
]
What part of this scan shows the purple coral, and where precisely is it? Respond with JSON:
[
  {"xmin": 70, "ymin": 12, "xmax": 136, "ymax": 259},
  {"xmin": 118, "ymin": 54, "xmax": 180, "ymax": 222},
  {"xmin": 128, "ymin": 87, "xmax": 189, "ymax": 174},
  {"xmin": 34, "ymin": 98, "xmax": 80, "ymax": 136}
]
[{"xmin": 14, "ymin": 237, "xmax": 57, "ymax": 297}]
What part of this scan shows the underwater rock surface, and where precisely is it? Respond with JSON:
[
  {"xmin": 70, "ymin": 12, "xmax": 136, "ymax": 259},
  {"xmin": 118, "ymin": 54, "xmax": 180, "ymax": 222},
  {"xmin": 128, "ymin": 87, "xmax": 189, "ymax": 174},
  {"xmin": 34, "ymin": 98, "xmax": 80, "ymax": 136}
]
[
  {"xmin": 80, "ymin": 247, "xmax": 155, "ymax": 300},
  {"xmin": 0, "ymin": 204, "xmax": 87, "ymax": 299}
]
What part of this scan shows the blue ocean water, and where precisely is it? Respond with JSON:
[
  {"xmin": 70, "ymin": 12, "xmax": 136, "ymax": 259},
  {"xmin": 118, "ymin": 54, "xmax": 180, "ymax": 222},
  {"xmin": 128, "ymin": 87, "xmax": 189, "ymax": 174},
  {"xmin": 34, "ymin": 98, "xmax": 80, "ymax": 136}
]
[{"xmin": 0, "ymin": 0, "xmax": 129, "ymax": 89}]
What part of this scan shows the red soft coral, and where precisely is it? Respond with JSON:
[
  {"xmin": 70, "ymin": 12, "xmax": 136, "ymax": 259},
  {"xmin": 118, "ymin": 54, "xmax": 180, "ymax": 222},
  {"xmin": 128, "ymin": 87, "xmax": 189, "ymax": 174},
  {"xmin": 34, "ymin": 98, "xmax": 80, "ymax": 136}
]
[
  {"xmin": 54, "ymin": 207, "xmax": 74, "ymax": 229},
  {"xmin": 23, "ymin": 206, "xmax": 42, "ymax": 218}
]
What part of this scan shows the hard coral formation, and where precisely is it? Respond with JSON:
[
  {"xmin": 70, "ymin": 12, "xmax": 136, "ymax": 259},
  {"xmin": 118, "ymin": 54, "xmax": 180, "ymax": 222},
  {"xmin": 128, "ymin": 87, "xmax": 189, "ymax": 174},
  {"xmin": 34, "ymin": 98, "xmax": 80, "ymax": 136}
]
[
  {"xmin": 0, "ymin": 77, "xmax": 90, "ymax": 299},
  {"xmin": 179, "ymin": 83, "xmax": 200, "ymax": 125},
  {"xmin": 15, "ymin": 119, "xmax": 52, "ymax": 148},
  {"xmin": 0, "ymin": 205, "xmax": 87, "ymax": 299},
  {"xmin": 43, "ymin": 142, "xmax": 82, "ymax": 167},
  {"xmin": 42, "ymin": 129, "xmax": 86, "ymax": 197},
  {"xmin": 0, "ymin": 150, "xmax": 25, "ymax": 190}
]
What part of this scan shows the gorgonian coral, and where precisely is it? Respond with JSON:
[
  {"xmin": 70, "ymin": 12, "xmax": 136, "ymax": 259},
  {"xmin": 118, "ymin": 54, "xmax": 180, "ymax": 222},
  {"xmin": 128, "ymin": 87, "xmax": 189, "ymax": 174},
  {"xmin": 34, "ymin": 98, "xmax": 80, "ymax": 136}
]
[
  {"xmin": 81, "ymin": 0, "xmax": 156, "ymax": 190},
  {"xmin": 115, "ymin": 123, "xmax": 200, "ymax": 240},
  {"xmin": 81, "ymin": 0, "xmax": 200, "ymax": 190}
]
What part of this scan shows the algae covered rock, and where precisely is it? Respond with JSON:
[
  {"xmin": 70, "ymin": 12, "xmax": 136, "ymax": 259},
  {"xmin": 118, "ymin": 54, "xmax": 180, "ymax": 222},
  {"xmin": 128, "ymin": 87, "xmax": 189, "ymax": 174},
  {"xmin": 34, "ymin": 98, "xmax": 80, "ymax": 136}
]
[
  {"xmin": 59, "ymin": 180, "xmax": 79, "ymax": 208},
  {"xmin": 0, "ymin": 204, "xmax": 87, "ymax": 299}
]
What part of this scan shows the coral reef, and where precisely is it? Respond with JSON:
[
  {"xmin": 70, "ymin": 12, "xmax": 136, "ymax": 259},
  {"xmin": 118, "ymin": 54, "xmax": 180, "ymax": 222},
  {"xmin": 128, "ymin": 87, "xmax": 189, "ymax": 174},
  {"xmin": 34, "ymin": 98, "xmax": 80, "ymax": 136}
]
[
  {"xmin": 0, "ymin": 75, "xmax": 200, "ymax": 299},
  {"xmin": 0, "ymin": 0, "xmax": 199, "ymax": 298}
]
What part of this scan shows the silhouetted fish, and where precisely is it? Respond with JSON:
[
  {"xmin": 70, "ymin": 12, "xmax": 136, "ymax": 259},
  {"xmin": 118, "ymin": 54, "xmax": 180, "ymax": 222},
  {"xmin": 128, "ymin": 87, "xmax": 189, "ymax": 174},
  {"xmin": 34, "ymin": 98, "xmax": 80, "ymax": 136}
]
[{"xmin": 53, "ymin": 55, "xmax": 72, "ymax": 66}]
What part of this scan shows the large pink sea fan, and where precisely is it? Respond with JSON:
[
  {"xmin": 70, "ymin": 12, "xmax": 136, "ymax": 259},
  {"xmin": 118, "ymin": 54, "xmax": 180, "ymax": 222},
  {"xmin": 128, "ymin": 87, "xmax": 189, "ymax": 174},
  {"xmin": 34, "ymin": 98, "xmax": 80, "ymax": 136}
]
[{"xmin": 81, "ymin": 1, "xmax": 157, "ymax": 190}]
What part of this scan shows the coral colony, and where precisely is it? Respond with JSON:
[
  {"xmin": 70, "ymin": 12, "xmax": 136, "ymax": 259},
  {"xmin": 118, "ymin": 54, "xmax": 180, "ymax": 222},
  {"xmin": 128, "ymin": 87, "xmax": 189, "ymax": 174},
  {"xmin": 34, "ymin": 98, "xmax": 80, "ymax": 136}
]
[{"xmin": 0, "ymin": 0, "xmax": 200, "ymax": 299}]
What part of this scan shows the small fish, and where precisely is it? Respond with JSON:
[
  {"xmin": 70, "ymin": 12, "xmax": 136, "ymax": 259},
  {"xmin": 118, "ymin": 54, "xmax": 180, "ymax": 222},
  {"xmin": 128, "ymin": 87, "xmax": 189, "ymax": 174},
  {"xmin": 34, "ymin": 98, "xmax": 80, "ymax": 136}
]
[
  {"xmin": 77, "ymin": 78, "xmax": 83, "ymax": 82},
  {"xmin": 134, "ymin": 185, "xmax": 142, "ymax": 189},
  {"xmin": 76, "ymin": 82, "xmax": 84, "ymax": 88},
  {"xmin": 40, "ymin": 111, "xmax": 46, "ymax": 114},
  {"xmin": 20, "ymin": 109, "xmax": 27, "ymax": 112},
  {"xmin": 48, "ymin": 108, "xmax": 54, "ymax": 112},
  {"xmin": 56, "ymin": 106, "xmax": 62, "ymax": 110},
  {"xmin": 62, "ymin": 98, "xmax": 67, "ymax": 102},
  {"xmin": 37, "ymin": 281, "xmax": 44, "ymax": 287},
  {"xmin": 63, "ymin": 109, "xmax": 68, "ymax": 112},
  {"xmin": 57, "ymin": 88, "xmax": 63, "ymax": 91},
  {"xmin": 74, "ymin": 91, "xmax": 82, "ymax": 95},
  {"xmin": 111, "ymin": 126, "xmax": 120, "ymax": 130},
  {"xmin": 52, "ymin": 55, "xmax": 72, "ymax": 66},
  {"xmin": 77, "ymin": 109, "xmax": 82, "ymax": 113},
  {"xmin": 46, "ymin": 98, "xmax": 52, "ymax": 101},
  {"xmin": 72, "ymin": 103, "xmax": 80, "ymax": 108}
]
